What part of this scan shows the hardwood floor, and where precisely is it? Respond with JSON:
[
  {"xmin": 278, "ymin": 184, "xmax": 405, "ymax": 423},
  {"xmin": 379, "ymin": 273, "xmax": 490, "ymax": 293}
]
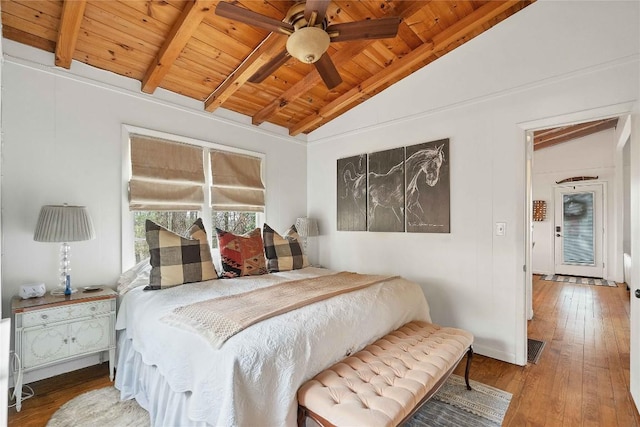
[
  {"xmin": 453, "ymin": 275, "xmax": 640, "ymax": 427},
  {"xmin": 7, "ymin": 275, "xmax": 640, "ymax": 426}
]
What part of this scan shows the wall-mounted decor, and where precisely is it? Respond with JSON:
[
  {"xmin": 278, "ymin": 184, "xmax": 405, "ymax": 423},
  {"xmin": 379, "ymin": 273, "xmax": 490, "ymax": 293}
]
[
  {"xmin": 368, "ymin": 148, "xmax": 405, "ymax": 232},
  {"xmin": 533, "ymin": 200, "xmax": 546, "ymax": 221},
  {"xmin": 555, "ymin": 176, "xmax": 598, "ymax": 184},
  {"xmin": 405, "ymin": 139, "xmax": 450, "ymax": 233},
  {"xmin": 337, "ymin": 154, "xmax": 367, "ymax": 231},
  {"xmin": 336, "ymin": 138, "xmax": 450, "ymax": 234}
]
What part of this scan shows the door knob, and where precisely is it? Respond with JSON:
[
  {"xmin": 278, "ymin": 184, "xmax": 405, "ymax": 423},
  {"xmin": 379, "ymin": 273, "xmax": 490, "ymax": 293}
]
[
  {"xmin": 635, "ymin": 289, "xmax": 640, "ymax": 299},
  {"xmin": 556, "ymin": 234, "xmax": 561, "ymax": 237}
]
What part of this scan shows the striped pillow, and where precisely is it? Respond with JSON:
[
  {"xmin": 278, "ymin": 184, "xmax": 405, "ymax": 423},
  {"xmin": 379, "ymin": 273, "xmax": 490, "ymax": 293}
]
[
  {"xmin": 263, "ymin": 223, "xmax": 309, "ymax": 272},
  {"xmin": 144, "ymin": 218, "xmax": 217, "ymax": 290}
]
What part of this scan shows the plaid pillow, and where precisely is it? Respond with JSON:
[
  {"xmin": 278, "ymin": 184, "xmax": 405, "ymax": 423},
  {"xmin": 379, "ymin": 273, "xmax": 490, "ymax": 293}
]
[
  {"xmin": 216, "ymin": 227, "xmax": 267, "ymax": 278},
  {"xmin": 145, "ymin": 218, "xmax": 218, "ymax": 290},
  {"xmin": 263, "ymin": 223, "xmax": 309, "ymax": 272}
]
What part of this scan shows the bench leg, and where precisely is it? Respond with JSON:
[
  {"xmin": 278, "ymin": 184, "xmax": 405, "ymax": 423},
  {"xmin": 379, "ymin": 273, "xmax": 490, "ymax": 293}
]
[
  {"xmin": 297, "ymin": 405, "xmax": 307, "ymax": 427},
  {"xmin": 464, "ymin": 346, "xmax": 473, "ymax": 391}
]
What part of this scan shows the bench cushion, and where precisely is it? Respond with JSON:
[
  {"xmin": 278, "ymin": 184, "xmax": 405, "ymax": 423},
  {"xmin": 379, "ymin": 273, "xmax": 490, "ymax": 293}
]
[{"xmin": 298, "ymin": 321, "xmax": 474, "ymax": 427}]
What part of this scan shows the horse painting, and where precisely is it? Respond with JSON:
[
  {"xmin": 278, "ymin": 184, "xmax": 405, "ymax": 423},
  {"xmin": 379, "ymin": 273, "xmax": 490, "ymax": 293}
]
[
  {"xmin": 368, "ymin": 148, "xmax": 405, "ymax": 232},
  {"xmin": 406, "ymin": 143, "xmax": 446, "ymax": 226},
  {"xmin": 405, "ymin": 139, "xmax": 449, "ymax": 232},
  {"xmin": 336, "ymin": 139, "xmax": 449, "ymax": 233},
  {"xmin": 337, "ymin": 154, "xmax": 367, "ymax": 231}
]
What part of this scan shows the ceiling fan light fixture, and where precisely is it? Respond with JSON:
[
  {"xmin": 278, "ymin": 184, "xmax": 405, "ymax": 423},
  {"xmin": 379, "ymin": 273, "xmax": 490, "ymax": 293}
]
[{"xmin": 286, "ymin": 26, "xmax": 330, "ymax": 64}]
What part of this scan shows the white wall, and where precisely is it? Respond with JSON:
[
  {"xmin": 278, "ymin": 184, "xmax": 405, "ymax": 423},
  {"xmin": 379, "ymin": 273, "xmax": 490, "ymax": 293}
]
[
  {"xmin": 0, "ymin": 42, "xmax": 308, "ymax": 319},
  {"xmin": 0, "ymin": 3, "xmax": 9, "ymax": 423},
  {"xmin": 532, "ymin": 129, "xmax": 617, "ymax": 278},
  {"xmin": 306, "ymin": 1, "xmax": 639, "ymax": 364}
]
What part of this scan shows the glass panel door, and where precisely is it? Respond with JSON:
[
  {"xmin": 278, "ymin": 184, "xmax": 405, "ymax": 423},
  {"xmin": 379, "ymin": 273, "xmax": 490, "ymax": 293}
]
[
  {"xmin": 562, "ymin": 192, "xmax": 595, "ymax": 265},
  {"xmin": 554, "ymin": 183, "xmax": 604, "ymax": 278}
]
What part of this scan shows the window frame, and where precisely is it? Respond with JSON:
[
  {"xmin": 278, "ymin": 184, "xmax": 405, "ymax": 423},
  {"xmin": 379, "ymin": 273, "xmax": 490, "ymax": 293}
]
[{"xmin": 121, "ymin": 125, "xmax": 266, "ymax": 271}]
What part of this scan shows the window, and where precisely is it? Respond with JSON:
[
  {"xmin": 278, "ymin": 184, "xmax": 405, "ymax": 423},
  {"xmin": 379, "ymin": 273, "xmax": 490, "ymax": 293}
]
[
  {"xmin": 122, "ymin": 126, "xmax": 265, "ymax": 269},
  {"xmin": 133, "ymin": 211, "xmax": 199, "ymax": 263},
  {"xmin": 211, "ymin": 211, "xmax": 257, "ymax": 248}
]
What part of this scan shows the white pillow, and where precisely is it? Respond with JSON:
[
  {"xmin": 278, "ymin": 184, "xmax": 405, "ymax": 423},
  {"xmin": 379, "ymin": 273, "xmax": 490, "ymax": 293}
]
[{"xmin": 117, "ymin": 258, "xmax": 151, "ymax": 295}]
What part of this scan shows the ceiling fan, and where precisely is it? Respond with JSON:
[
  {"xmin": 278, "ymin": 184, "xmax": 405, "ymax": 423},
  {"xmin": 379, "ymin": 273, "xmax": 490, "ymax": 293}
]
[{"xmin": 215, "ymin": 0, "xmax": 401, "ymax": 90}]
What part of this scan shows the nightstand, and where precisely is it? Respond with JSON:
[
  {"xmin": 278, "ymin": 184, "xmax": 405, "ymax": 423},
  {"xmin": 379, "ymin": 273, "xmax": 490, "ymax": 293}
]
[{"xmin": 11, "ymin": 288, "xmax": 116, "ymax": 411}]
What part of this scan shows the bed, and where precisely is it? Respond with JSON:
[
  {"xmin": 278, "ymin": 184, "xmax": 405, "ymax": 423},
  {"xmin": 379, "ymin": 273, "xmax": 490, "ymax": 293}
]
[{"xmin": 114, "ymin": 266, "xmax": 431, "ymax": 426}]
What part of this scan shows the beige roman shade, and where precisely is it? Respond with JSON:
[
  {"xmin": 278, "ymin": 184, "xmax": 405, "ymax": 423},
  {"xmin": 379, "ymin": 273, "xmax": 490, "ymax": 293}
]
[
  {"xmin": 129, "ymin": 135, "xmax": 205, "ymax": 211},
  {"xmin": 210, "ymin": 150, "xmax": 265, "ymax": 212}
]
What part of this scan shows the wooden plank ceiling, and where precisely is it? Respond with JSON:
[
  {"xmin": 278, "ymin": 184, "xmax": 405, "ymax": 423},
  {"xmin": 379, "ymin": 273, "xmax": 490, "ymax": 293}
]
[
  {"xmin": 533, "ymin": 118, "xmax": 619, "ymax": 151},
  {"xmin": 2, "ymin": 0, "xmax": 534, "ymax": 136}
]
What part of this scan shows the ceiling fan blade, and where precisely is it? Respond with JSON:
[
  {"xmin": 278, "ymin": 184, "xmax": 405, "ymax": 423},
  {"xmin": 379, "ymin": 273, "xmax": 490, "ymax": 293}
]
[
  {"xmin": 314, "ymin": 53, "xmax": 342, "ymax": 90},
  {"xmin": 327, "ymin": 17, "xmax": 401, "ymax": 42},
  {"xmin": 304, "ymin": 0, "xmax": 331, "ymax": 25},
  {"xmin": 215, "ymin": 2, "xmax": 294, "ymax": 35},
  {"xmin": 248, "ymin": 49, "xmax": 292, "ymax": 83}
]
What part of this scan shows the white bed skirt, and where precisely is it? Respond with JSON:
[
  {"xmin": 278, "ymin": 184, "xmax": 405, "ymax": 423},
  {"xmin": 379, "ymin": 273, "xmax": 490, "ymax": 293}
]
[{"xmin": 115, "ymin": 331, "xmax": 208, "ymax": 427}]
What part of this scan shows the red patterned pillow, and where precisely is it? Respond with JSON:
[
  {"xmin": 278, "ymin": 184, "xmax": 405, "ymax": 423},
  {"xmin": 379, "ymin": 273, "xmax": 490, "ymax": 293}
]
[{"xmin": 216, "ymin": 227, "xmax": 267, "ymax": 278}]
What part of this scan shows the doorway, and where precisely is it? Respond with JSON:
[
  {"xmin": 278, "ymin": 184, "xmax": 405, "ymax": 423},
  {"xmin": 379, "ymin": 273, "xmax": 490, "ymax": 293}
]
[
  {"xmin": 520, "ymin": 106, "xmax": 634, "ymax": 363},
  {"xmin": 553, "ymin": 183, "xmax": 605, "ymax": 278}
]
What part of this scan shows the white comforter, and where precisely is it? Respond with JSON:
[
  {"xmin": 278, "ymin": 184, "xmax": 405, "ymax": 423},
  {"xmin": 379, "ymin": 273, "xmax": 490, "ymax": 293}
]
[{"xmin": 115, "ymin": 267, "xmax": 431, "ymax": 426}]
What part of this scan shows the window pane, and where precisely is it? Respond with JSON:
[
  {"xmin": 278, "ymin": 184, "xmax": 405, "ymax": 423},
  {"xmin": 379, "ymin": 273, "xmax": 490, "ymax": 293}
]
[
  {"xmin": 134, "ymin": 211, "xmax": 199, "ymax": 262},
  {"xmin": 211, "ymin": 211, "xmax": 257, "ymax": 248}
]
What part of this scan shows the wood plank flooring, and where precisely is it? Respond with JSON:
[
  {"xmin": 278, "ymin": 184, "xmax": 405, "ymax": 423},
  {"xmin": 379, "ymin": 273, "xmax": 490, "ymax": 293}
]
[
  {"xmin": 452, "ymin": 275, "xmax": 640, "ymax": 427},
  {"xmin": 8, "ymin": 275, "xmax": 640, "ymax": 426}
]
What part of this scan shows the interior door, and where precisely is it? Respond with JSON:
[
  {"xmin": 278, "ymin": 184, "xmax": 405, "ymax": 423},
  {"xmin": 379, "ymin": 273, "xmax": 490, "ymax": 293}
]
[
  {"xmin": 554, "ymin": 183, "xmax": 604, "ymax": 278},
  {"xmin": 629, "ymin": 113, "xmax": 639, "ymax": 411}
]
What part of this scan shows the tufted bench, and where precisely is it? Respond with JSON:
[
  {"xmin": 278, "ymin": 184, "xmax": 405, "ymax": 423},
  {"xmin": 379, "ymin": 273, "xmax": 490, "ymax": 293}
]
[{"xmin": 297, "ymin": 321, "xmax": 474, "ymax": 427}]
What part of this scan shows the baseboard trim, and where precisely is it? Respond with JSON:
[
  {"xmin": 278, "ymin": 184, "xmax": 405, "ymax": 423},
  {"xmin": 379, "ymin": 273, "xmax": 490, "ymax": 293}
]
[{"xmin": 9, "ymin": 352, "xmax": 109, "ymax": 389}]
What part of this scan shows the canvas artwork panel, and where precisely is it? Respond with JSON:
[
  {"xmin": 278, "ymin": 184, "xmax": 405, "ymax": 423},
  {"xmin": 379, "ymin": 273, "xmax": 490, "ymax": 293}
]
[
  {"xmin": 337, "ymin": 154, "xmax": 367, "ymax": 231},
  {"xmin": 368, "ymin": 148, "xmax": 405, "ymax": 232},
  {"xmin": 405, "ymin": 139, "xmax": 450, "ymax": 233}
]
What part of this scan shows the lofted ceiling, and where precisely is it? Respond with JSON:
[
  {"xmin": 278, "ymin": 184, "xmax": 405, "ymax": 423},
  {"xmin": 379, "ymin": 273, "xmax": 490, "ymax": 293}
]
[
  {"xmin": 533, "ymin": 117, "xmax": 619, "ymax": 151},
  {"xmin": 2, "ymin": 0, "xmax": 534, "ymax": 136}
]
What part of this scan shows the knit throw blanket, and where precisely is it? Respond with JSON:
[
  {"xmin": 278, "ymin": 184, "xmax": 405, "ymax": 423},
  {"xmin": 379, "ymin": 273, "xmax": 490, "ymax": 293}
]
[{"xmin": 163, "ymin": 272, "xmax": 396, "ymax": 349}]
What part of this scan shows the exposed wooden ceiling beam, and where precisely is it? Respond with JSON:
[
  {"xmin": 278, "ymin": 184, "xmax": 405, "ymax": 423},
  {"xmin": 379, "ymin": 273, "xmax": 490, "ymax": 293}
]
[
  {"xmin": 534, "ymin": 118, "xmax": 617, "ymax": 143},
  {"xmin": 204, "ymin": 33, "xmax": 287, "ymax": 112},
  {"xmin": 251, "ymin": 1, "xmax": 427, "ymax": 127},
  {"xmin": 289, "ymin": 0, "xmax": 523, "ymax": 136},
  {"xmin": 55, "ymin": 0, "xmax": 87, "ymax": 68},
  {"xmin": 142, "ymin": 0, "xmax": 214, "ymax": 94},
  {"xmin": 6, "ymin": 26, "xmax": 56, "ymax": 53},
  {"xmin": 534, "ymin": 118, "xmax": 618, "ymax": 151}
]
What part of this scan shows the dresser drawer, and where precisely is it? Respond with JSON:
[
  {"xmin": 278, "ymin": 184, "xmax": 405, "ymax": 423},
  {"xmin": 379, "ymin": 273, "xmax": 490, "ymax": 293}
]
[{"xmin": 21, "ymin": 300, "xmax": 112, "ymax": 327}]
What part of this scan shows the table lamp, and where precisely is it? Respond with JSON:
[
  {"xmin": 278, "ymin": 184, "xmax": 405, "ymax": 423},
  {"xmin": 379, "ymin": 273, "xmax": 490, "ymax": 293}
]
[
  {"xmin": 34, "ymin": 204, "xmax": 95, "ymax": 295},
  {"xmin": 295, "ymin": 217, "xmax": 318, "ymax": 254}
]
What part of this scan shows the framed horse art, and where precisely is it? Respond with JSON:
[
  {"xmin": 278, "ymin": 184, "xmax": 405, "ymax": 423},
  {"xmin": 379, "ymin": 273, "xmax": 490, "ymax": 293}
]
[{"xmin": 336, "ymin": 138, "xmax": 450, "ymax": 233}]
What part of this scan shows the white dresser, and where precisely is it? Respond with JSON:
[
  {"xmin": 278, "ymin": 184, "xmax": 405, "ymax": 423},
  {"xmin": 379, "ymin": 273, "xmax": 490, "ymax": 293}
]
[{"xmin": 11, "ymin": 289, "xmax": 116, "ymax": 411}]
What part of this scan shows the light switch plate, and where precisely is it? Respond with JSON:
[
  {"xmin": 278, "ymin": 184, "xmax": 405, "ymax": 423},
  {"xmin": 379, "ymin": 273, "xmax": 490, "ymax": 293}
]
[{"xmin": 496, "ymin": 222, "xmax": 506, "ymax": 236}]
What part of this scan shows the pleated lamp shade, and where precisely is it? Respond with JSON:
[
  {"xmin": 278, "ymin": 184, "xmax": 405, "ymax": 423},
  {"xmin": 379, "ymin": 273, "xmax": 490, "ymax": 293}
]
[
  {"xmin": 33, "ymin": 205, "xmax": 95, "ymax": 242},
  {"xmin": 295, "ymin": 217, "xmax": 318, "ymax": 238}
]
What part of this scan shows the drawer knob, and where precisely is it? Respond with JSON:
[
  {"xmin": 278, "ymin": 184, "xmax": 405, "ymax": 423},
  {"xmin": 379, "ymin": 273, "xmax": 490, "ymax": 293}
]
[
  {"xmin": 63, "ymin": 338, "xmax": 68, "ymax": 344},
  {"xmin": 71, "ymin": 337, "xmax": 76, "ymax": 343},
  {"xmin": 41, "ymin": 314, "xmax": 48, "ymax": 320},
  {"xmin": 90, "ymin": 306, "xmax": 97, "ymax": 311}
]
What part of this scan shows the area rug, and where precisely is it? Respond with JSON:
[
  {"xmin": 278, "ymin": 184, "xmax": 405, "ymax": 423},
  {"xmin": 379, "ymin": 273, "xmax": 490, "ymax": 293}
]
[
  {"xmin": 47, "ymin": 375, "xmax": 512, "ymax": 427},
  {"xmin": 405, "ymin": 375, "xmax": 512, "ymax": 427},
  {"xmin": 541, "ymin": 274, "xmax": 617, "ymax": 287},
  {"xmin": 527, "ymin": 338, "xmax": 546, "ymax": 364},
  {"xmin": 46, "ymin": 387, "xmax": 149, "ymax": 427}
]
